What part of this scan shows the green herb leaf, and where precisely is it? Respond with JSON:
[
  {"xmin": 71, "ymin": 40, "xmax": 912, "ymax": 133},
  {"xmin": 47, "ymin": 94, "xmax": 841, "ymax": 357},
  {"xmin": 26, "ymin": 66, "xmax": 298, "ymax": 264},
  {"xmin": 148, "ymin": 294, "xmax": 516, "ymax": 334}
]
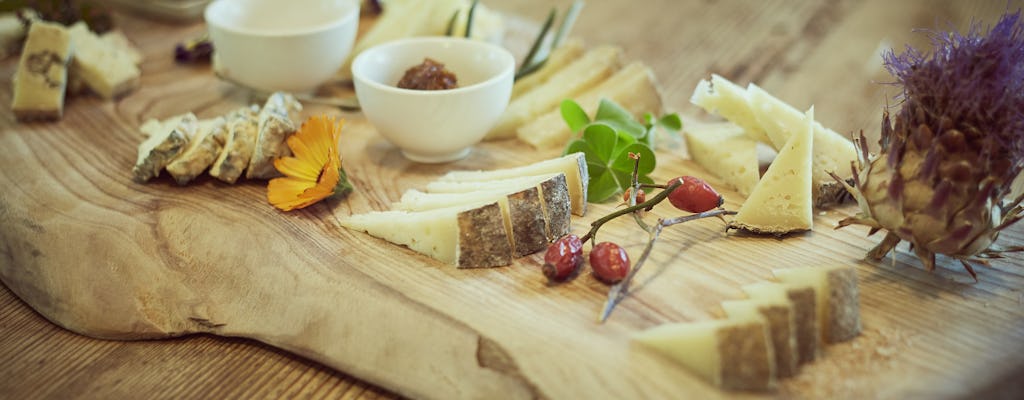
[
  {"xmin": 657, "ymin": 113, "xmax": 683, "ymax": 131},
  {"xmin": 560, "ymin": 99, "xmax": 590, "ymax": 133}
]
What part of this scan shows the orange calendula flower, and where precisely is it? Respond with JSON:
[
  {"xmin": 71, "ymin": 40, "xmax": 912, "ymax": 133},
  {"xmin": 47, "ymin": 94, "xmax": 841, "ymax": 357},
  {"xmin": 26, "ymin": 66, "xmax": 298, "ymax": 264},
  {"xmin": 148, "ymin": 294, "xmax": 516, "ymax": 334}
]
[{"xmin": 268, "ymin": 115, "xmax": 353, "ymax": 211}]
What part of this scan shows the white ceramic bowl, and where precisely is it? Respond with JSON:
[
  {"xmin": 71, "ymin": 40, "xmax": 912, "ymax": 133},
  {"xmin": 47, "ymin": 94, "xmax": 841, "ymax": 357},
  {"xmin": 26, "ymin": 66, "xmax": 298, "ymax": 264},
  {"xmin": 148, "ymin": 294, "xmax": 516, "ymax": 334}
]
[
  {"xmin": 205, "ymin": 0, "xmax": 359, "ymax": 93},
  {"xmin": 351, "ymin": 37, "xmax": 515, "ymax": 163}
]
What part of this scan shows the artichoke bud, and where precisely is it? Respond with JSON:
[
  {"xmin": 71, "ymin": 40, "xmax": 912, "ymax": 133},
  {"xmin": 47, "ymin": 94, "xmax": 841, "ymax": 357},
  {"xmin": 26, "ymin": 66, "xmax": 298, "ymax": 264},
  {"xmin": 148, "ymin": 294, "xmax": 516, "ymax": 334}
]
[{"xmin": 837, "ymin": 11, "xmax": 1024, "ymax": 279}]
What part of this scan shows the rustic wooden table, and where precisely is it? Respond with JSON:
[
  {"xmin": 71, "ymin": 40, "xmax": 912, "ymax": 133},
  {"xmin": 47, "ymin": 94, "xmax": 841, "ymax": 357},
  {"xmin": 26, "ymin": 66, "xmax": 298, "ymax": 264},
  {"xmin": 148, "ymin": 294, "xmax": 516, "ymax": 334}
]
[{"xmin": 2, "ymin": 0, "xmax": 1022, "ymax": 399}]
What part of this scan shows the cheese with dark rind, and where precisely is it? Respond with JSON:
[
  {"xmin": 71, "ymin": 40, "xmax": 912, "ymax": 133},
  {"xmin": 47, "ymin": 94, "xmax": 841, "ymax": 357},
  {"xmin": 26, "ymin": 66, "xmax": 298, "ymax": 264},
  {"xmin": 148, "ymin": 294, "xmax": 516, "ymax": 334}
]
[
  {"xmin": 246, "ymin": 93, "xmax": 302, "ymax": 179},
  {"xmin": 774, "ymin": 265, "xmax": 862, "ymax": 344},
  {"xmin": 634, "ymin": 319, "xmax": 776, "ymax": 391},
  {"xmin": 722, "ymin": 299, "xmax": 798, "ymax": 378},
  {"xmin": 209, "ymin": 106, "xmax": 259, "ymax": 183},
  {"xmin": 339, "ymin": 203, "xmax": 513, "ymax": 268},
  {"xmin": 132, "ymin": 113, "xmax": 197, "ymax": 183},
  {"xmin": 505, "ymin": 187, "xmax": 548, "ymax": 257},
  {"xmin": 11, "ymin": 21, "xmax": 72, "ymax": 121},
  {"xmin": 537, "ymin": 173, "xmax": 571, "ymax": 242}
]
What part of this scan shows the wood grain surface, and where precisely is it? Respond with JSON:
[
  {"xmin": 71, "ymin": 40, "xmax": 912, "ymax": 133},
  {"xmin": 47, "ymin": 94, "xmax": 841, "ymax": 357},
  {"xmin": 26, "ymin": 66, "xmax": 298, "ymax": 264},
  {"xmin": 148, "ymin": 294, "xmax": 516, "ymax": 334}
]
[{"xmin": 2, "ymin": 1, "xmax": 1023, "ymax": 399}]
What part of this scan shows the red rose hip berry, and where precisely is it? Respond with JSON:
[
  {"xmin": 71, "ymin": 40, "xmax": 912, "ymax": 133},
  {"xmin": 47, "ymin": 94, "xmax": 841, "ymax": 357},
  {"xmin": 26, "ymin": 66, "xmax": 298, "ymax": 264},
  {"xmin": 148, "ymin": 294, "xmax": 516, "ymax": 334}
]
[
  {"xmin": 543, "ymin": 234, "xmax": 584, "ymax": 281},
  {"xmin": 666, "ymin": 176, "xmax": 723, "ymax": 213},
  {"xmin": 589, "ymin": 242, "xmax": 631, "ymax": 284}
]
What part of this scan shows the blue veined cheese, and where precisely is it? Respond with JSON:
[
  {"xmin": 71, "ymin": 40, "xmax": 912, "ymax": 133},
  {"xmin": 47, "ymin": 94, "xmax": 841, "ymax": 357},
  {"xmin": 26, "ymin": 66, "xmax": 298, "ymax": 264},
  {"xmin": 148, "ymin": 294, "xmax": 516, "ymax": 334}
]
[
  {"xmin": 246, "ymin": 92, "xmax": 302, "ymax": 179},
  {"xmin": 132, "ymin": 113, "xmax": 198, "ymax": 183},
  {"xmin": 11, "ymin": 21, "xmax": 72, "ymax": 121},
  {"xmin": 209, "ymin": 105, "xmax": 259, "ymax": 183},
  {"xmin": 166, "ymin": 117, "xmax": 227, "ymax": 185},
  {"xmin": 67, "ymin": 22, "xmax": 139, "ymax": 99}
]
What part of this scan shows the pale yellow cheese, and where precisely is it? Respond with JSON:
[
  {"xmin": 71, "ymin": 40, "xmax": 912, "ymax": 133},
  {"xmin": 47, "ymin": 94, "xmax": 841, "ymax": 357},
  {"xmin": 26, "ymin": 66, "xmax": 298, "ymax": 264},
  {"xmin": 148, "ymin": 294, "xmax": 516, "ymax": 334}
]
[
  {"xmin": 67, "ymin": 22, "xmax": 140, "ymax": 99},
  {"xmin": 516, "ymin": 61, "xmax": 664, "ymax": 149},
  {"xmin": 742, "ymin": 281, "xmax": 820, "ymax": 365},
  {"xmin": 730, "ymin": 108, "xmax": 814, "ymax": 234},
  {"xmin": 746, "ymin": 83, "xmax": 857, "ymax": 197},
  {"xmin": 773, "ymin": 266, "xmax": 862, "ymax": 344},
  {"xmin": 437, "ymin": 153, "xmax": 589, "ymax": 216},
  {"xmin": 339, "ymin": 202, "xmax": 513, "ymax": 268},
  {"xmin": 684, "ymin": 121, "xmax": 760, "ymax": 196},
  {"xmin": 11, "ymin": 21, "xmax": 72, "ymax": 121},
  {"xmin": 510, "ymin": 39, "xmax": 585, "ymax": 99},
  {"xmin": 722, "ymin": 298, "xmax": 797, "ymax": 378},
  {"xmin": 100, "ymin": 30, "xmax": 143, "ymax": 65},
  {"xmin": 689, "ymin": 74, "xmax": 771, "ymax": 143},
  {"xmin": 633, "ymin": 319, "xmax": 776, "ymax": 391},
  {"xmin": 485, "ymin": 45, "xmax": 623, "ymax": 140}
]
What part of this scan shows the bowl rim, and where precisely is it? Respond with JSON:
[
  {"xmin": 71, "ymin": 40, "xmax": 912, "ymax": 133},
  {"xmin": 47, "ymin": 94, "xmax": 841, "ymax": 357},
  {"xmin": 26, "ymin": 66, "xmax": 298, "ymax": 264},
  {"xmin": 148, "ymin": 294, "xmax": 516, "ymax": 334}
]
[
  {"xmin": 204, "ymin": 0, "xmax": 360, "ymax": 38},
  {"xmin": 351, "ymin": 36, "xmax": 515, "ymax": 96}
]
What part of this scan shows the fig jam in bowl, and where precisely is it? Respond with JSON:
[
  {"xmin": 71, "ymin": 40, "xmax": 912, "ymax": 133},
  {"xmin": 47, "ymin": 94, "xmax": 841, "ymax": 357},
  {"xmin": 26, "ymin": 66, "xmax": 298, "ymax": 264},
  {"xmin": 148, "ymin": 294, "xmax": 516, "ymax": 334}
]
[
  {"xmin": 351, "ymin": 37, "xmax": 515, "ymax": 163},
  {"xmin": 205, "ymin": 0, "xmax": 360, "ymax": 93}
]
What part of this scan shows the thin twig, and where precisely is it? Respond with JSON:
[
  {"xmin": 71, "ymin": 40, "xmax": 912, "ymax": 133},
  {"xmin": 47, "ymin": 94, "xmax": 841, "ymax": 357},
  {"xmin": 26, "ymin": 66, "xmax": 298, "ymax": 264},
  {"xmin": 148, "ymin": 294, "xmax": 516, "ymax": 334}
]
[{"xmin": 579, "ymin": 181, "xmax": 681, "ymax": 244}]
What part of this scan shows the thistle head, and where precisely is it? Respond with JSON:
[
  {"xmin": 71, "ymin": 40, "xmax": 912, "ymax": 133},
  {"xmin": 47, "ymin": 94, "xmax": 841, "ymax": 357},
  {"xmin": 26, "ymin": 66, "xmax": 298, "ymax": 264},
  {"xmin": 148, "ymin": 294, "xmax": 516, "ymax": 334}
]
[{"xmin": 882, "ymin": 10, "xmax": 1024, "ymax": 185}]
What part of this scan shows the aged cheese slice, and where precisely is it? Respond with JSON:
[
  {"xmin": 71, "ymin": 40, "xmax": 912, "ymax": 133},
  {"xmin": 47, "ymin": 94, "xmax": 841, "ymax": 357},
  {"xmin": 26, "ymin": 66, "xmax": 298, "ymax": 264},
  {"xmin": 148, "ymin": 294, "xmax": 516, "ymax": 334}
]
[
  {"xmin": 684, "ymin": 121, "xmax": 760, "ymax": 196},
  {"xmin": 517, "ymin": 61, "xmax": 664, "ymax": 149},
  {"xmin": 11, "ymin": 21, "xmax": 72, "ymax": 121},
  {"xmin": 634, "ymin": 319, "xmax": 776, "ymax": 391},
  {"xmin": 339, "ymin": 202, "xmax": 513, "ymax": 268},
  {"xmin": 485, "ymin": 45, "xmax": 623, "ymax": 140},
  {"xmin": 510, "ymin": 39, "xmax": 585, "ymax": 99},
  {"xmin": 247, "ymin": 92, "xmax": 302, "ymax": 179},
  {"xmin": 67, "ymin": 22, "xmax": 140, "ymax": 99},
  {"xmin": 722, "ymin": 298, "xmax": 797, "ymax": 378},
  {"xmin": 746, "ymin": 83, "xmax": 857, "ymax": 205},
  {"xmin": 774, "ymin": 266, "xmax": 861, "ymax": 344},
  {"xmin": 132, "ymin": 113, "xmax": 198, "ymax": 183},
  {"xmin": 690, "ymin": 74, "xmax": 771, "ymax": 144},
  {"xmin": 165, "ymin": 117, "xmax": 227, "ymax": 185},
  {"xmin": 396, "ymin": 173, "xmax": 571, "ymax": 256},
  {"xmin": 730, "ymin": 108, "xmax": 814, "ymax": 234},
  {"xmin": 209, "ymin": 106, "xmax": 260, "ymax": 183},
  {"xmin": 437, "ymin": 153, "xmax": 589, "ymax": 216},
  {"xmin": 743, "ymin": 282, "xmax": 819, "ymax": 365}
]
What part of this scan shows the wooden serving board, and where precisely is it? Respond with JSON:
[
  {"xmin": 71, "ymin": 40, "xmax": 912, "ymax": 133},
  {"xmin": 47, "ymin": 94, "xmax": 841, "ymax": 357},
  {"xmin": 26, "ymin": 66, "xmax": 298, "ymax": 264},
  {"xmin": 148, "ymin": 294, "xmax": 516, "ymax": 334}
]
[{"xmin": 2, "ymin": 2, "xmax": 1023, "ymax": 399}]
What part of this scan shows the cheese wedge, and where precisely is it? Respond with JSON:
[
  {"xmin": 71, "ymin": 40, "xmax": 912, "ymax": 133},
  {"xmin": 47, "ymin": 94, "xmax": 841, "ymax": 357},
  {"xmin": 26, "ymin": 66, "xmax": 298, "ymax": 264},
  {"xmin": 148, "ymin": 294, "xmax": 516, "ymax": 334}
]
[
  {"xmin": 67, "ymin": 22, "xmax": 140, "ymax": 99},
  {"xmin": 340, "ymin": 202, "xmax": 513, "ymax": 268},
  {"xmin": 395, "ymin": 173, "xmax": 570, "ymax": 257},
  {"xmin": 485, "ymin": 45, "xmax": 623, "ymax": 140},
  {"xmin": 100, "ymin": 30, "xmax": 143, "ymax": 65},
  {"xmin": 684, "ymin": 121, "xmax": 760, "ymax": 196},
  {"xmin": 517, "ymin": 61, "xmax": 664, "ymax": 149},
  {"xmin": 722, "ymin": 298, "xmax": 798, "ymax": 378},
  {"xmin": 729, "ymin": 108, "xmax": 814, "ymax": 234},
  {"xmin": 634, "ymin": 319, "xmax": 776, "ymax": 391},
  {"xmin": 774, "ymin": 266, "xmax": 861, "ymax": 344},
  {"xmin": 11, "ymin": 21, "xmax": 72, "ymax": 121},
  {"xmin": 165, "ymin": 117, "xmax": 227, "ymax": 185},
  {"xmin": 510, "ymin": 39, "xmax": 585, "ymax": 99},
  {"xmin": 438, "ymin": 153, "xmax": 589, "ymax": 216},
  {"xmin": 132, "ymin": 113, "xmax": 198, "ymax": 183},
  {"xmin": 247, "ymin": 92, "xmax": 302, "ymax": 179},
  {"xmin": 209, "ymin": 106, "xmax": 260, "ymax": 183},
  {"xmin": 745, "ymin": 83, "xmax": 857, "ymax": 205},
  {"xmin": 743, "ymin": 282, "xmax": 819, "ymax": 365},
  {"xmin": 690, "ymin": 74, "xmax": 771, "ymax": 144}
]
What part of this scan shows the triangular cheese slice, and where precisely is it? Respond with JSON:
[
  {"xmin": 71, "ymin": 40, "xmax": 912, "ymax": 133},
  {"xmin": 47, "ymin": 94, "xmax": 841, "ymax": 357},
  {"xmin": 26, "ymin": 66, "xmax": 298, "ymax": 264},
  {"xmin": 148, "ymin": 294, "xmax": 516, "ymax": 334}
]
[
  {"xmin": 743, "ymin": 282, "xmax": 819, "ymax": 365},
  {"xmin": 746, "ymin": 84, "xmax": 858, "ymax": 205},
  {"xmin": 633, "ymin": 319, "xmax": 776, "ymax": 391},
  {"xmin": 730, "ymin": 108, "xmax": 814, "ymax": 234},
  {"xmin": 773, "ymin": 266, "xmax": 861, "ymax": 344},
  {"xmin": 438, "ymin": 153, "xmax": 588, "ymax": 216},
  {"xmin": 339, "ymin": 202, "xmax": 513, "ymax": 268},
  {"xmin": 721, "ymin": 298, "xmax": 798, "ymax": 378},
  {"xmin": 684, "ymin": 121, "xmax": 760, "ymax": 196},
  {"xmin": 690, "ymin": 74, "xmax": 771, "ymax": 143}
]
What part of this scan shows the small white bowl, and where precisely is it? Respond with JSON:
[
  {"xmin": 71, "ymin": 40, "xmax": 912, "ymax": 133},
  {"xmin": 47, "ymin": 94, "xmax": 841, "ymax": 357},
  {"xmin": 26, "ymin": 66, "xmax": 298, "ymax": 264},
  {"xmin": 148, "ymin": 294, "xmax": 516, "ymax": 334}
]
[
  {"xmin": 352, "ymin": 37, "xmax": 514, "ymax": 163},
  {"xmin": 204, "ymin": 0, "xmax": 359, "ymax": 93}
]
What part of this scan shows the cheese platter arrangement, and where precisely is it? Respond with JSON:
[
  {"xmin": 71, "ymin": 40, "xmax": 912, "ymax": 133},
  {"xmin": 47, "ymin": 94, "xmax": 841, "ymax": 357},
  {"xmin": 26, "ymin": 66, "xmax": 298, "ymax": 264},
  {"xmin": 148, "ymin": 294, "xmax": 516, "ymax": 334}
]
[{"xmin": 1, "ymin": 0, "xmax": 1023, "ymax": 398}]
